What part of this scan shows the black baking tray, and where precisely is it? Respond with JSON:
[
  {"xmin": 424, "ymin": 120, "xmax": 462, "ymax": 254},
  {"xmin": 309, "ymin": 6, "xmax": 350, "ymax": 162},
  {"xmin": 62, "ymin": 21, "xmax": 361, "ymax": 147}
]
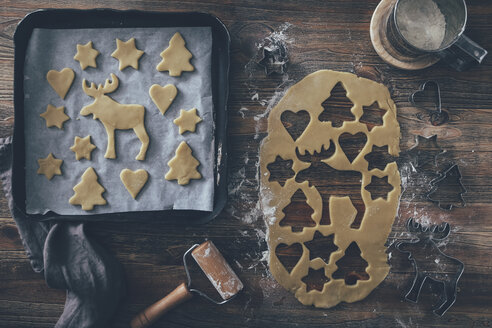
[{"xmin": 12, "ymin": 9, "xmax": 229, "ymax": 224}]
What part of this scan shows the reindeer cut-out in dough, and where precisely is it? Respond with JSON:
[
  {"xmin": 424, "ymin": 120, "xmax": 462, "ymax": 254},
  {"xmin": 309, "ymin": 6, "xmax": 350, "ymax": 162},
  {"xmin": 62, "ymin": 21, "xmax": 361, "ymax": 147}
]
[{"xmin": 81, "ymin": 73, "xmax": 149, "ymax": 161}]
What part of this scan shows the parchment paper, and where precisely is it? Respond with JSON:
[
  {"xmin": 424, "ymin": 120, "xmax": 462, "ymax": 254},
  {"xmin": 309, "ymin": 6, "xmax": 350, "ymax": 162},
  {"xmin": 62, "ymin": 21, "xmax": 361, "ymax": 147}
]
[{"xmin": 24, "ymin": 27, "xmax": 214, "ymax": 215}]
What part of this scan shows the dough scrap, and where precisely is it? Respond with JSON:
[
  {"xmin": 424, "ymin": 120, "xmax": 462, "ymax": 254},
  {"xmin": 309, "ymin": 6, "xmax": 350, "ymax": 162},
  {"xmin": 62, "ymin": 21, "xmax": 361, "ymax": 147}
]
[
  {"xmin": 260, "ymin": 70, "xmax": 401, "ymax": 308},
  {"xmin": 156, "ymin": 32, "xmax": 194, "ymax": 76},
  {"xmin": 111, "ymin": 38, "xmax": 144, "ymax": 70},
  {"xmin": 69, "ymin": 167, "xmax": 106, "ymax": 211},
  {"xmin": 74, "ymin": 41, "xmax": 100, "ymax": 70},
  {"xmin": 173, "ymin": 108, "xmax": 202, "ymax": 134},
  {"xmin": 165, "ymin": 141, "xmax": 201, "ymax": 185},
  {"xmin": 70, "ymin": 135, "xmax": 96, "ymax": 161},
  {"xmin": 46, "ymin": 68, "xmax": 75, "ymax": 99},
  {"xmin": 37, "ymin": 153, "xmax": 63, "ymax": 180},
  {"xmin": 80, "ymin": 73, "xmax": 149, "ymax": 161},
  {"xmin": 149, "ymin": 84, "xmax": 178, "ymax": 115},
  {"xmin": 40, "ymin": 104, "xmax": 70, "ymax": 129},
  {"xmin": 120, "ymin": 169, "xmax": 149, "ymax": 199}
]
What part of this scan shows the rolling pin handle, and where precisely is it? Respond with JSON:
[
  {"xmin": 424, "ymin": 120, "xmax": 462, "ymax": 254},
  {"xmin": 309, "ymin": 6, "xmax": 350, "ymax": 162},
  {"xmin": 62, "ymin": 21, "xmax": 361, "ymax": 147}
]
[{"xmin": 130, "ymin": 282, "xmax": 193, "ymax": 328}]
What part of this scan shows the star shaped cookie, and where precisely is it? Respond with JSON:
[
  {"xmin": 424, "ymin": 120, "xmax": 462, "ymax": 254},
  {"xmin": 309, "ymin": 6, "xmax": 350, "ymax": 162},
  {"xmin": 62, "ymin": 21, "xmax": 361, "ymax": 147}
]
[
  {"xmin": 40, "ymin": 104, "xmax": 70, "ymax": 129},
  {"xmin": 173, "ymin": 108, "xmax": 202, "ymax": 134},
  {"xmin": 70, "ymin": 135, "xmax": 96, "ymax": 161},
  {"xmin": 37, "ymin": 153, "xmax": 63, "ymax": 180},
  {"xmin": 74, "ymin": 41, "xmax": 100, "ymax": 70},
  {"xmin": 111, "ymin": 38, "xmax": 144, "ymax": 70}
]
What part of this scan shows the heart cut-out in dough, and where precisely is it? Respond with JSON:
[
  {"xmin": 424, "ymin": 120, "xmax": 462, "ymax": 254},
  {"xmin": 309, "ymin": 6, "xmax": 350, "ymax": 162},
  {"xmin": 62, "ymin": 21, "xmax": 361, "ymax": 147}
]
[
  {"xmin": 46, "ymin": 68, "xmax": 75, "ymax": 99},
  {"xmin": 120, "ymin": 169, "xmax": 149, "ymax": 199},
  {"xmin": 275, "ymin": 243, "xmax": 303, "ymax": 274},
  {"xmin": 281, "ymin": 110, "xmax": 310, "ymax": 142},
  {"xmin": 338, "ymin": 132, "xmax": 368, "ymax": 163},
  {"xmin": 149, "ymin": 84, "xmax": 178, "ymax": 115}
]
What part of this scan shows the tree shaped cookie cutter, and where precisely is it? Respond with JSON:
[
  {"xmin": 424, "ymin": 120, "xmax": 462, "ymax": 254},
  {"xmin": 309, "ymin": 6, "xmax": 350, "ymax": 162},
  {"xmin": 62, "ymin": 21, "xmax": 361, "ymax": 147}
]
[
  {"xmin": 410, "ymin": 80, "xmax": 449, "ymax": 126},
  {"xmin": 396, "ymin": 218, "xmax": 464, "ymax": 316},
  {"xmin": 426, "ymin": 163, "xmax": 467, "ymax": 210}
]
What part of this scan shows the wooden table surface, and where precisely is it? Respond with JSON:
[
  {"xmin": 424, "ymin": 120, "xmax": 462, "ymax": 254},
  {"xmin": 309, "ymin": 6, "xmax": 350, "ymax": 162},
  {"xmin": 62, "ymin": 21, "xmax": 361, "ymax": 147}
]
[{"xmin": 1, "ymin": 1, "xmax": 491, "ymax": 327}]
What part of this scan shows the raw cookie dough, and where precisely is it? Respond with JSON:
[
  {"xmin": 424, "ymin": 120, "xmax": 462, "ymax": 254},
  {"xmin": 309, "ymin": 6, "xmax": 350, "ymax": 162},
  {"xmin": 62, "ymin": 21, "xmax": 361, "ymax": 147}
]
[
  {"xmin": 120, "ymin": 169, "xmax": 149, "ymax": 199},
  {"xmin": 173, "ymin": 108, "xmax": 202, "ymax": 134},
  {"xmin": 80, "ymin": 73, "xmax": 149, "ymax": 161},
  {"xmin": 74, "ymin": 41, "xmax": 100, "ymax": 70},
  {"xmin": 156, "ymin": 32, "xmax": 194, "ymax": 76},
  {"xmin": 111, "ymin": 38, "xmax": 144, "ymax": 70},
  {"xmin": 69, "ymin": 167, "xmax": 106, "ymax": 211},
  {"xmin": 70, "ymin": 135, "xmax": 96, "ymax": 161},
  {"xmin": 259, "ymin": 70, "xmax": 401, "ymax": 308},
  {"xmin": 37, "ymin": 153, "xmax": 63, "ymax": 180},
  {"xmin": 149, "ymin": 84, "xmax": 178, "ymax": 115},
  {"xmin": 165, "ymin": 141, "xmax": 201, "ymax": 185},
  {"xmin": 40, "ymin": 104, "xmax": 70, "ymax": 129},
  {"xmin": 46, "ymin": 68, "xmax": 75, "ymax": 99}
]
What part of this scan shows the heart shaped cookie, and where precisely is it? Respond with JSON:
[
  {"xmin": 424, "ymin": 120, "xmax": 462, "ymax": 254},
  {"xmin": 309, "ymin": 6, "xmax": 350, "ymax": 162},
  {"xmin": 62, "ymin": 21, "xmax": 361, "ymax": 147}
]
[
  {"xmin": 149, "ymin": 84, "xmax": 178, "ymax": 115},
  {"xmin": 120, "ymin": 169, "xmax": 149, "ymax": 199},
  {"xmin": 46, "ymin": 68, "xmax": 75, "ymax": 99}
]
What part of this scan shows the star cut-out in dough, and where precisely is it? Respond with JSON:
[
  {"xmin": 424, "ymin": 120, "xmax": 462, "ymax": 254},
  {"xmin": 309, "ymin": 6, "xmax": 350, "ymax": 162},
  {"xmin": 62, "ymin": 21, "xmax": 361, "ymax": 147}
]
[
  {"xmin": 40, "ymin": 104, "xmax": 70, "ymax": 129},
  {"xmin": 74, "ymin": 41, "xmax": 100, "ymax": 70},
  {"xmin": 70, "ymin": 135, "xmax": 96, "ymax": 161},
  {"xmin": 37, "ymin": 153, "xmax": 63, "ymax": 180},
  {"xmin": 111, "ymin": 38, "xmax": 144, "ymax": 70},
  {"xmin": 173, "ymin": 108, "xmax": 202, "ymax": 134}
]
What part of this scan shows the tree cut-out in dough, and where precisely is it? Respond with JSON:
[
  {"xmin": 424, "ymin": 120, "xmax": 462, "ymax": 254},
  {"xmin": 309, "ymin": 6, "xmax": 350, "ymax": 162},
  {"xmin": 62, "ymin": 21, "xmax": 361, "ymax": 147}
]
[
  {"xmin": 81, "ymin": 73, "xmax": 149, "ymax": 161},
  {"xmin": 69, "ymin": 167, "xmax": 106, "ymax": 211},
  {"xmin": 165, "ymin": 141, "xmax": 201, "ymax": 185},
  {"xmin": 149, "ymin": 84, "xmax": 178, "ymax": 115},
  {"xmin": 40, "ymin": 104, "xmax": 69, "ymax": 129},
  {"xmin": 74, "ymin": 41, "xmax": 100, "ymax": 70},
  {"xmin": 173, "ymin": 108, "xmax": 202, "ymax": 134},
  {"xmin": 70, "ymin": 135, "xmax": 96, "ymax": 161},
  {"xmin": 120, "ymin": 169, "xmax": 149, "ymax": 199},
  {"xmin": 318, "ymin": 82, "xmax": 355, "ymax": 128},
  {"xmin": 332, "ymin": 241, "xmax": 369, "ymax": 285},
  {"xmin": 279, "ymin": 189, "xmax": 316, "ymax": 232},
  {"xmin": 37, "ymin": 153, "xmax": 63, "ymax": 180},
  {"xmin": 46, "ymin": 68, "xmax": 75, "ymax": 100},
  {"xmin": 156, "ymin": 32, "xmax": 194, "ymax": 77},
  {"xmin": 111, "ymin": 38, "xmax": 144, "ymax": 70}
]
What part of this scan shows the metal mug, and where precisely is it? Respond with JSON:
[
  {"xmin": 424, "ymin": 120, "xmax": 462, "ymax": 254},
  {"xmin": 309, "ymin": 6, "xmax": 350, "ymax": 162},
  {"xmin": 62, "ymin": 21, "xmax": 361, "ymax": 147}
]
[{"xmin": 386, "ymin": 0, "xmax": 487, "ymax": 71}]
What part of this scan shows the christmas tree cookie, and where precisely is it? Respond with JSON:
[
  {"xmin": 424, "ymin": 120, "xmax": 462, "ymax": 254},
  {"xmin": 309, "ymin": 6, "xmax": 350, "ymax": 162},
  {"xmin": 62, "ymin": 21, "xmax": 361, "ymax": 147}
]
[
  {"xmin": 69, "ymin": 167, "xmax": 106, "ymax": 211},
  {"xmin": 165, "ymin": 141, "xmax": 201, "ymax": 185},
  {"xmin": 156, "ymin": 32, "xmax": 194, "ymax": 76}
]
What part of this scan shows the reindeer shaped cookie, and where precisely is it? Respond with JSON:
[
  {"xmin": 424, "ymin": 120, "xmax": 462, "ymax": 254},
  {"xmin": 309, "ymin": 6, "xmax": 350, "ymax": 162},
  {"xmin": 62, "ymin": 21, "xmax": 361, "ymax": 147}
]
[
  {"xmin": 81, "ymin": 73, "xmax": 149, "ymax": 161},
  {"xmin": 396, "ymin": 218, "xmax": 464, "ymax": 316}
]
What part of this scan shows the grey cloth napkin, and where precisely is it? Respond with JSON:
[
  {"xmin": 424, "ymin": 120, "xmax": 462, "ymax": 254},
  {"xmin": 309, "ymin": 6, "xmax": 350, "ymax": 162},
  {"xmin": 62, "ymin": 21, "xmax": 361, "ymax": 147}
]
[{"xmin": 0, "ymin": 136, "xmax": 125, "ymax": 327}]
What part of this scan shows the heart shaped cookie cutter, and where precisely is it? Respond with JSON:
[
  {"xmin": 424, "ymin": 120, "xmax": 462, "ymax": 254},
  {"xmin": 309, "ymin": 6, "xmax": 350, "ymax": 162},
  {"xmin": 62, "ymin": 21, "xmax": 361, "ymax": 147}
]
[{"xmin": 410, "ymin": 80, "xmax": 449, "ymax": 126}]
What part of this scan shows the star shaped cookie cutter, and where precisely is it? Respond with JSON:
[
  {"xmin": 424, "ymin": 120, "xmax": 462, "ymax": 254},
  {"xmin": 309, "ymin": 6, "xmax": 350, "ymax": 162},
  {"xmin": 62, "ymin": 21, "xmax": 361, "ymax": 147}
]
[
  {"xmin": 410, "ymin": 80, "xmax": 449, "ymax": 126},
  {"xmin": 257, "ymin": 42, "xmax": 289, "ymax": 75}
]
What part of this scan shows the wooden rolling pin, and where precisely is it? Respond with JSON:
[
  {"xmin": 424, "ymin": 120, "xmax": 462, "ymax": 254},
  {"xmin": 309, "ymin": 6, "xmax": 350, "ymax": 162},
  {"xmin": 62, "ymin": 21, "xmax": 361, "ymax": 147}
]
[{"xmin": 130, "ymin": 241, "xmax": 243, "ymax": 328}]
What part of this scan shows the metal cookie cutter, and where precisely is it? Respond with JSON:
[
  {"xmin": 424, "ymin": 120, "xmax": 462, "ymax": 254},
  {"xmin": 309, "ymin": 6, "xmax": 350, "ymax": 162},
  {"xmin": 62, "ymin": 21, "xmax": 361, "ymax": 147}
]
[
  {"xmin": 258, "ymin": 42, "xmax": 289, "ymax": 75},
  {"xmin": 410, "ymin": 80, "xmax": 449, "ymax": 126},
  {"xmin": 396, "ymin": 218, "xmax": 464, "ymax": 316},
  {"xmin": 426, "ymin": 163, "xmax": 467, "ymax": 210}
]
